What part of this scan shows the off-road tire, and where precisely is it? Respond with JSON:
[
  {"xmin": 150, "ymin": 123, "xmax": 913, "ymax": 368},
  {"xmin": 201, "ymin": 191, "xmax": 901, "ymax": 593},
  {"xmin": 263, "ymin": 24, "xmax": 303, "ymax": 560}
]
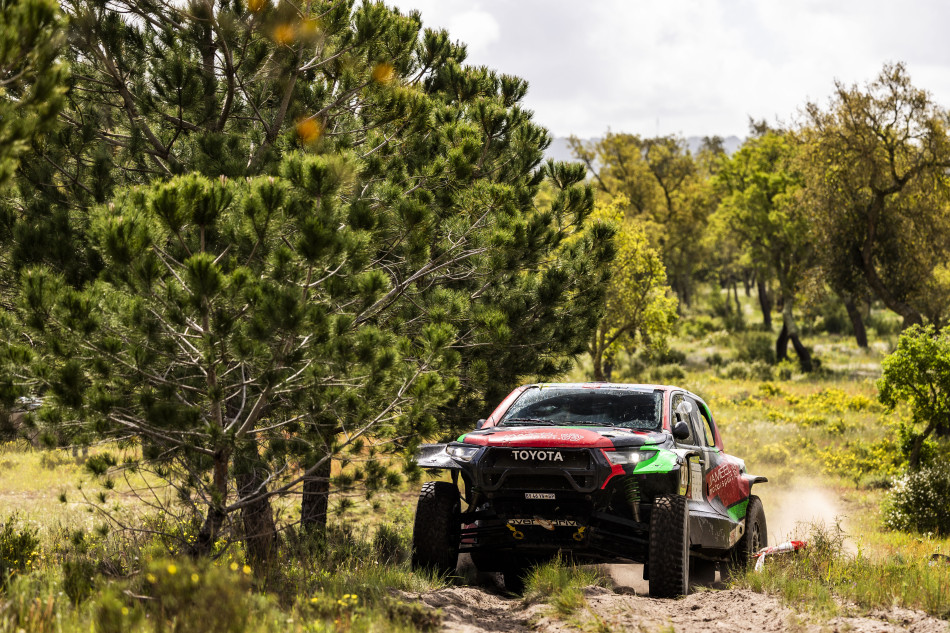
[
  {"xmin": 727, "ymin": 495, "xmax": 767, "ymax": 575},
  {"xmin": 411, "ymin": 481, "xmax": 461, "ymax": 575},
  {"xmin": 648, "ymin": 495, "xmax": 690, "ymax": 598}
]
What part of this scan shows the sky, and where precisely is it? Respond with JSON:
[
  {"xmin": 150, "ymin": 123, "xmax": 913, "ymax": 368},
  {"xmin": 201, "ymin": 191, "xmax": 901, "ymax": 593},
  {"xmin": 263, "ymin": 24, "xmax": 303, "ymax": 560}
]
[{"xmin": 389, "ymin": 0, "xmax": 950, "ymax": 140}]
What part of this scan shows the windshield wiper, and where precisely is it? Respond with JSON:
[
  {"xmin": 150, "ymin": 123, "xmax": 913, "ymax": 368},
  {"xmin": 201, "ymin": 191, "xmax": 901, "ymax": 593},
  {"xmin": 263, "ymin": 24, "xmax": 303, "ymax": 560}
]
[{"xmin": 501, "ymin": 418, "xmax": 555, "ymax": 426}]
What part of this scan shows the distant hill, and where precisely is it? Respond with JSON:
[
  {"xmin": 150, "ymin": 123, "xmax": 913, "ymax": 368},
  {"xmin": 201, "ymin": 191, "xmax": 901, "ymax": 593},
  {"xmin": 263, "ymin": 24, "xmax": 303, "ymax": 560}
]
[{"xmin": 544, "ymin": 135, "xmax": 743, "ymax": 164}]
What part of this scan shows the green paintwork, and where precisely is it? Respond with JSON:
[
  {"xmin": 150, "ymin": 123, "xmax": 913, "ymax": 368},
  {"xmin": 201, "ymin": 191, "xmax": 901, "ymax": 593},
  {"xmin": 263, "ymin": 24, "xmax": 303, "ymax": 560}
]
[
  {"xmin": 727, "ymin": 498, "xmax": 748, "ymax": 521},
  {"xmin": 632, "ymin": 449, "xmax": 678, "ymax": 474}
]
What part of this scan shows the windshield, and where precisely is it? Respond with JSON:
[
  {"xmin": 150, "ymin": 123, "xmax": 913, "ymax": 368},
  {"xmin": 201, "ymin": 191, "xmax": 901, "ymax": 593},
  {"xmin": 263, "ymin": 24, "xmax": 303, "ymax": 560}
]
[{"xmin": 500, "ymin": 387, "xmax": 662, "ymax": 430}]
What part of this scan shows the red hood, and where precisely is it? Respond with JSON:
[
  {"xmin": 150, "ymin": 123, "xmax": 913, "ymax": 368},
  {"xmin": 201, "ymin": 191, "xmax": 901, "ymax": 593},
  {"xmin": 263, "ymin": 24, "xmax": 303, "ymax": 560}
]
[{"xmin": 461, "ymin": 427, "xmax": 615, "ymax": 448}]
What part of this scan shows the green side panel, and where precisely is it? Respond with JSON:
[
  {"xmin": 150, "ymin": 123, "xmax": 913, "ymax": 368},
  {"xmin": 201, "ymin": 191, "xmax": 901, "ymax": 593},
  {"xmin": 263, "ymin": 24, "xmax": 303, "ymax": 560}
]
[
  {"xmin": 457, "ymin": 434, "xmax": 468, "ymax": 442},
  {"xmin": 727, "ymin": 498, "xmax": 749, "ymax": 521},
  {"xmin": 633, "ymin": 449, "xmax": 678, "ymax": 474}
]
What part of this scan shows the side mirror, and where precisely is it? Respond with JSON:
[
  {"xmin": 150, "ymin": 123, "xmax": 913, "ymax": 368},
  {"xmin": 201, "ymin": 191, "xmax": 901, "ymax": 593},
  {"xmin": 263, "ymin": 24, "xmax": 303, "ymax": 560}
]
[
  {"xmin": 672, "ymin": 420, "xmax": 690, "ymax": 441},
  {"xmin": 475, "ymin": 418, "xmax": 487, "ymax": 430}
]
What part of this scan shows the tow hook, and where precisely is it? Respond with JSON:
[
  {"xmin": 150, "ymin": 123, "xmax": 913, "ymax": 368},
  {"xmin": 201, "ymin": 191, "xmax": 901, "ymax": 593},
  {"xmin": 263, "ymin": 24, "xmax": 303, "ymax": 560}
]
[
  {"xmin": 573, "ymin": 526, "xmax": 587, "ymax": 542},
  {"xmin": 506, "ymin": 523, "xmax": 525, "ymax": 540}
]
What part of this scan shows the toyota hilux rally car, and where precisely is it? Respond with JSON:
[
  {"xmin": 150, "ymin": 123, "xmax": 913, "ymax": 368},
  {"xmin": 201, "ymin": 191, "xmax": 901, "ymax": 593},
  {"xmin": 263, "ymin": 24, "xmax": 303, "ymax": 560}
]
[{"xmin": 410, "ymin": 383, "xmax": 768, "ymax": 597}]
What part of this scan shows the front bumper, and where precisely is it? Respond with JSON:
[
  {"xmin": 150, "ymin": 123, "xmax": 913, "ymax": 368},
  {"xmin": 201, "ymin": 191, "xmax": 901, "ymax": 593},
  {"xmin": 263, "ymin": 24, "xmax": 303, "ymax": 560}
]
[{"xmin": 457, "ymin": 447, "xmax": 680, "ymax": 564}]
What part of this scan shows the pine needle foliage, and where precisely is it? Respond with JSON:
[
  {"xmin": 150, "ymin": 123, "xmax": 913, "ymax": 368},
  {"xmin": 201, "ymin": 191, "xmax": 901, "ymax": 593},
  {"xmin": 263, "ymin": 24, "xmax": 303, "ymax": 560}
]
[{"xmin": 2, "ymin": 0, "xmax": 614, "ymax": 561}]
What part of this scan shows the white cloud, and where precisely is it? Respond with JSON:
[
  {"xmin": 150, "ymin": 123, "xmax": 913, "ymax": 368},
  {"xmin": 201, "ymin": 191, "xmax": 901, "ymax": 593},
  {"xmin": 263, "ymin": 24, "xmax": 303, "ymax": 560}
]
[
  {"xmin": 447, "ymin": 10, "xmax": 501, "ymax": 55},
  {"xmin": 390, "ymin": 0, "xmax": 950, "ymax": 139}
]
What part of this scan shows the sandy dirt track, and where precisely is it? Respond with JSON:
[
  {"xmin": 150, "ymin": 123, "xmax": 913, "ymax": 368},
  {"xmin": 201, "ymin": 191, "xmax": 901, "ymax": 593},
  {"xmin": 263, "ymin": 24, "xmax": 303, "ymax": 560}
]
[{"xmin": 403, "ymin": 566, "xmax": 949, "ymax": 633}]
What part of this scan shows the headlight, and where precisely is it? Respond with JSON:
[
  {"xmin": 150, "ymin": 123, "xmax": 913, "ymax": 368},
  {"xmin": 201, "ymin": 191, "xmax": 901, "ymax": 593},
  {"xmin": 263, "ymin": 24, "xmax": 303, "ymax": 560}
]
[
  {"xmin": 606, "ymin": 449, "xmax": 656, "ymax": 466},
  {"xmin": 446, "ymin": 445, "xmax": 479, "ymax": 462}
]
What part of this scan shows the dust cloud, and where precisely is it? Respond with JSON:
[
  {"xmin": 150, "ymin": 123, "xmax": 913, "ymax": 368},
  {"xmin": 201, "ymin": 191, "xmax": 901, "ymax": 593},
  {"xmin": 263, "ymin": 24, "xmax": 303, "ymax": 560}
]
[{"xmin": 755, "ymin": 480, "xmax": 855, "ymax": 552}]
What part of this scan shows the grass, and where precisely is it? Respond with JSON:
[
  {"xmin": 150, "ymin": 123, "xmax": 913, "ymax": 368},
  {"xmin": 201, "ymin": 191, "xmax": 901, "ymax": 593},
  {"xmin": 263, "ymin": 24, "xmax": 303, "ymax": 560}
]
[
  {"xmin": 0, "ymin": 512, "xmax": 446, "ymax": 633},
  {"xmin": 0, "ymin": 294, "xmax": 948, "ymax": 629},
  {"xmin": 739, "ymin": 521, "xmax": 950, "ymax": 619},
  {"xmin": 522, "ymin": 557, "xmax": 609, "ymax": 617}
]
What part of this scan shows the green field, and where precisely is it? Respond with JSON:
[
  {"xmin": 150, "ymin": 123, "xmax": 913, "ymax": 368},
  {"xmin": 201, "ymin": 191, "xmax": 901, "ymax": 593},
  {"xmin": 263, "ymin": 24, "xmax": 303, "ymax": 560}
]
[{"xmin": 0, "ymin": 318, "xmax": 947, "ymax": 632}]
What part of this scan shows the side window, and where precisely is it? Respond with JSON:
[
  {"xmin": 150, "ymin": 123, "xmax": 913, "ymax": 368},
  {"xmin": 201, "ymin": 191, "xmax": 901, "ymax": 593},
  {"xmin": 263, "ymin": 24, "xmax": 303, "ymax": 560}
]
[
  {"xmin": 696, "ymin": 401, "xmax": 717, "ymax": 447},
  {"xmin": 671, "ymin": 394, "xmax": 696, "ymax": 445},
  {"xmin": 685, "ymin": 396, "xmax": 707, "ymax": 446}
]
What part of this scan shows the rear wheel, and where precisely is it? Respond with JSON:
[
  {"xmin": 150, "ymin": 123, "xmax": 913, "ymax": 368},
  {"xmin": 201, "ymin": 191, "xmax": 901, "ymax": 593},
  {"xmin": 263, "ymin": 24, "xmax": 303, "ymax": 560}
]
[
  {"xmin": 411, "ymin": 482, "xmax": 461, "ymax": 575},
  {"xmin": 648, "ymin": 495, "xmax": 690, "ymax": 598},
  {"xmin": 728, "ymin": 495, "xmax": 767, "ymax": 575}
]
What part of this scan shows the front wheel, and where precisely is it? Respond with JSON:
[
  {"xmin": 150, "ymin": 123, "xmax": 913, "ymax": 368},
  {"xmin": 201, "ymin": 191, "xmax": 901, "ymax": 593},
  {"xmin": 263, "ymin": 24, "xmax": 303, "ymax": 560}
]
[
  {"xmin": 648, "ymin": 495, "xmax": 690, "ymax": 598},
  {"xmin": 411, "ymin": 481, "xmax": 461, "ymax": 575}
]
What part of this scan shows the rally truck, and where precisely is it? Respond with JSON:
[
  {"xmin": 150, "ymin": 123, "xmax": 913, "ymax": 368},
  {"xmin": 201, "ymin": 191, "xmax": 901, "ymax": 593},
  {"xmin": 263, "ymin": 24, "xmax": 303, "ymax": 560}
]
[{"xmin": 410, "ymin": 383, "xmax": 768, "ymax": 597}]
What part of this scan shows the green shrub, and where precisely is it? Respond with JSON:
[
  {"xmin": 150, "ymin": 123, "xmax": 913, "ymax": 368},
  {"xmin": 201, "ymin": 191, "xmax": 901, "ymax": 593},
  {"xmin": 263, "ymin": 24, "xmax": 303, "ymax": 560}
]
[
  {"xmin": 680, "ymin": 315, "xmax": 720, "ymax": 339},
  {"xmin": 373, "ymin": 524, "xmax": 408, "ymax": 564},
  {"xmin": 62, "ymin": 556, "xmax": 97, "ymax": 604},
  {"xmin": 719, "ymin": 360, "xmax": 773, "ymax": 381},
  {"xmin": 143, "ymin": 558, "xmax": 255, "ymax": 633},
  {"xmin": 866, "ymin": 310, "xmax": 901, "ymax": 336},
  {"xmin": 647, "ymin": 364, "xmax": 686, "ymax": 383},
  {"xmin": 806, "ymin": 297, "xmax": 853, "ymax": 336},
  {"xmin": 380, "ymin": 596, "xmax": 442, "ymax": 632},
  {"xmin": 883, "ymin": 462, "xmax": 950, "ymax": 535},
  {"xmin": 94, "ymin": 587, "xmax": 142, "ymax": 633},
  {"xmin": 736, "ymin": 332, "xmax": 776, "ymax": 364},
  {"xmin": 0, "ymin": 514, "xmax": 39, "ymax": 587},
  {"xmin": 642, "ymin": 346, "xmax": 686, "ymax": 366},
  {"xmin": 775, "ymin": 359, "xmax": 796, "ymax": 380}
]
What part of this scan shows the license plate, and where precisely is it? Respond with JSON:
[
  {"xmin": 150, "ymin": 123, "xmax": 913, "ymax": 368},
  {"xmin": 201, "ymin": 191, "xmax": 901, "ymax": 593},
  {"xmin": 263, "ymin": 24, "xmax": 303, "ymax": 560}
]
[
  {"xmin": 508, "ymin": 518, "xmax": 578, "ymax": 527},
  {"xmin": 525, "ymin": 492, "xmax": 556, "ymax": 500}
]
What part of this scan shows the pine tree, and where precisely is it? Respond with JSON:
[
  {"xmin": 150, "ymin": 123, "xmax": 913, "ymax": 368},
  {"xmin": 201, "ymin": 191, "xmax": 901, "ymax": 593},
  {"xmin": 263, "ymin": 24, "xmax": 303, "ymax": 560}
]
[
  {"xmin": 0, "ymin": 0, "xmax": 68, "ymax": 303},
  {"xmin": 8, "ymin": 0, "xmax": 613, "ymax": 564}
]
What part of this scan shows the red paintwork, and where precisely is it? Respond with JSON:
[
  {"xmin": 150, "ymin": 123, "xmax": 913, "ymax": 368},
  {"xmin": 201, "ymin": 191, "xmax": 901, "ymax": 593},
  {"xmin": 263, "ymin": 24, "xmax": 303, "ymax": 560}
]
[
  {"xmin": 599, "ymin": 449, "xmax": 625, "ymax": 489},
  {"xmin": 462, "ymin": 427, "xmax": 615, "ymax": 448},
  {"xmin": 484, "ymin": 385, "xmax": 532, "ymax": 427},
  {"xmin": 704, "ymin": 457, "xmax": 749, "ymax": 507}
]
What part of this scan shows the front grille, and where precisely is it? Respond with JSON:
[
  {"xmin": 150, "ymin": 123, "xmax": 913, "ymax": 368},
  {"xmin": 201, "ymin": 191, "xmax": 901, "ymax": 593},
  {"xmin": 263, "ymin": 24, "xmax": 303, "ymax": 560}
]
[
  {"xmin": 476, "ymin": 447, "xmax": 606, "ymax": 493},
  {"xmin": 488, "ymin": 473, "xmax": 596, "ymax": 491}
]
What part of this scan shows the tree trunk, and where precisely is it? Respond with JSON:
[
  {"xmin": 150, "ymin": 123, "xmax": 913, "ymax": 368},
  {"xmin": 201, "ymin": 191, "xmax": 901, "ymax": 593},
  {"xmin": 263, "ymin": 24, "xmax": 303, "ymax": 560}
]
[
  {"xmin": 757, "ymin": 279, "xmax": 772, "ymax": 331},
  {"xmin": 236, "ymin": 445, "xmax": 277, "ymax": 570},
  {"xmin": 782, "ymin": 301, "xmax": 812, "ymax": 372},
  {"xmin": 860, "ymin": 198, "xmax": 923, "ymax": 328},
  {"xmin": 775, "ymin": 323, "xmax": 789, "ymax": 362},
  {"xmin": 301, "ymin": 456, "xmax": 332, "ymax": 533},
  {"xmin": 193, "ymin": 448, "xmax": 230, "ymax": 556},
  {"xmin": 591, "ymin": 331, "xmax": 607, "ymax": 381},
  {"xmin": 842, "ymin": 295, "xmax": 868, "ymax": 348},
  {"xmin": 789, "ymin": 332, "xmax": 813, "ymax": 372},
  {"xmin": 603, "ymin": 358, "xmax": 613, "ymax": 382}
]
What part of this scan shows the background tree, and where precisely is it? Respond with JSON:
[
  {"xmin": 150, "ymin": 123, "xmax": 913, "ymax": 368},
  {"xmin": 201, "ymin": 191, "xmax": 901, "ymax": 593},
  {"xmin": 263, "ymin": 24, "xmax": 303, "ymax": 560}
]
[
  {"xmin": 714, "ymin": 130, "xmax": 815, "ymax": 370},
  {"xmin": 879, "ymin": 325, "xmax": 950, "ymax": 470},
  {"xmin": 569, "ymin": 133, "xmax": 712, "ymax": 308},
  {"xmin": 799, "ymin": 62, "xmax": 950, "ymax": 329},
  {"xmin": 586, "ymin": 197, "xmax": 677, "ymax": 381}
]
